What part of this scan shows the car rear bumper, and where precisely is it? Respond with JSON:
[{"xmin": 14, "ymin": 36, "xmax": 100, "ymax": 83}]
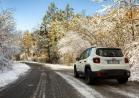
[{"xmin": 90, "ymin": 69, "xmax": 130, "ymax": 79}]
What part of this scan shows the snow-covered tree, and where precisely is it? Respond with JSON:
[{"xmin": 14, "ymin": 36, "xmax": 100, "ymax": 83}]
[
  {"xmin": 0, "ymin": 9, "xmax": 20, "ymax": 70},
  {"xmin": 124, "ymin": 42, "xmax": 139, "ymax": 81},
  {"xmin": 58, "ymin": 31, "xmax": 91, "ymax": 64}
]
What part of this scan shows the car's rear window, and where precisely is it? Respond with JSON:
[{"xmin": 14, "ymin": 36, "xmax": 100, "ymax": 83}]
[{"xmin": 96, "ymin": 48, "xmax": 123, "ymax": 57}]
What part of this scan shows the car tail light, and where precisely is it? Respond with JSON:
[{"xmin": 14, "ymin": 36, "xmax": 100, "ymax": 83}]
[
  {"xmin": 93, "ymin": 57, "xmax": 100, "ymax": 63},
  {"xmin": 96, "ymin": 72, "xmax": 102, "ymax": 77},
  {"xmin": 125, "ymin": 58, "xmax": 129, "ymax": 63}
]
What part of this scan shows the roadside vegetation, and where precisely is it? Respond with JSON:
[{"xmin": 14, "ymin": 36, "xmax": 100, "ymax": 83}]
[
  {"xmin": 0, "ymin": 9, "xmax": 21, "ymax": 71},
  {"xmin": 1, "ymin": 0, "xmax": 139, "ymax": 81},
  {"xmin": 20, "ymin": 0, "xmax": 139, "ymax": 81},
  {"xmin": 22, "ymin": 0, "xmax": 139, "ymax": 64}
]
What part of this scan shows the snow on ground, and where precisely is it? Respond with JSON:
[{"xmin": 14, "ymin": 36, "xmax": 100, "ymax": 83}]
[
  {"xmin": 43, "ymin": 63, "xmax": 103, "ymax": 98},
  {"xmin": 45, "ymin": 63, "xmax": 105, "ymax": 98},
  {"xmin": 105, "ymin": 85, "xmax": 139, "ymax": 98},
  {"xmin": 45, "ymin": 64, "xmax": 73, "ymax": 70},
  {"xmin": 0, "ymin": 63, "xmax": 30, "ymax": 88},
  {"xmin": 20, "ymin": 61, "xmax": 73, "ymax": 70},
  {"xmin": 56, "ymin": 72, "xmax": 104, "ymax": 98},
  {"xmin": 22, "ymin": 58, "xmax": 139, "ymax": 82},
  {"xmin": 125, "ymin": 42, "xmax": 139, "ymax": 82}
]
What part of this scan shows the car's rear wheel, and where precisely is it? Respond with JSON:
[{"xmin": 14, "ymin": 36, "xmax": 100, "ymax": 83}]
[
  {"xmin": 85, "ymin": 68, "xmax": 95, "ymax": 84},
  {"xmin": 117, "ymin": 78, "xmax": 128, "ymax": 84},
  {"xmin": 74, "ymin": 66, "xmax": 79, "ymax": 78}
]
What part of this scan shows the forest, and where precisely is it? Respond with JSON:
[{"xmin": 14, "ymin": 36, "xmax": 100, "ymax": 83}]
[{"xmin": 22, "ymin": 0, "xmax": 139, "ymax": 68}]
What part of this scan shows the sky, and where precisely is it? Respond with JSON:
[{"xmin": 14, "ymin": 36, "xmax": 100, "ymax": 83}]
[{"xmin": 0, "ymin": 0, "xmax": 109, "ymax": 31}]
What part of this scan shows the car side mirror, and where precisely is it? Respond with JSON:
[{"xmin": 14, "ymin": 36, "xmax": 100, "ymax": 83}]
[{"xmin": 76, "ymin": 57, "xmax": 80, "ymax": 61}]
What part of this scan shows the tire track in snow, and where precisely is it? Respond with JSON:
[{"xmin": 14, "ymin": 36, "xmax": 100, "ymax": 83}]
[
  {"xmin": 104, "ymin": 85, "xmax": 139, "ymax": 98},
  {"xmin": 110, "ymin": 83, "xmax": 139, "ymax": 96},
  {"xmin": 56, "ymin": 72, "xmax": 105, "ymax": 98}
]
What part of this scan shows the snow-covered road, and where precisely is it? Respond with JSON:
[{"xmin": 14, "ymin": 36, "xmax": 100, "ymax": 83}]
[
  {"xmin": 1, "ymin": 62, "xmax": 139, "ymax": 98},
  {"xmin": 45, "ymin": 63, "xmax": 139, "ymax": 98},
  {"xmin": 0, "ymin": 62, "xmax": 84, "ymax": 98}
]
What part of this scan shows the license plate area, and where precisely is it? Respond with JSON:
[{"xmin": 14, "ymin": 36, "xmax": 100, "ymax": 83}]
[{"xmin": 107, "ymin": 60, "xmax": 120, "ymax": 64}]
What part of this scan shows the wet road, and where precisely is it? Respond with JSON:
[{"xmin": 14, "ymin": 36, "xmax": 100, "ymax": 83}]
[
  {"xmin": 0, "ymin": 63, "xmax": 83, "ymax": 98},
  {"xmin": 1, "ymin": 62, "xmax": 139, "ymax": 98},
  {"xmin": 58, "ymin": 69, "xmax": 139, "ymax": 98}
]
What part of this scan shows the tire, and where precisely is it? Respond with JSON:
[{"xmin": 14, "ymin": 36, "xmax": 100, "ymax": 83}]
[
  {"xmin": 74, "ymin": 66, "xmax": 79, "ymax": 78},
  {"xmin": 117, "ymin": 78, "xmax": 128, "ymax": 84},
  {"xmin": 85, "ymin": 68, "xmax": 95, "ymax": 85}
]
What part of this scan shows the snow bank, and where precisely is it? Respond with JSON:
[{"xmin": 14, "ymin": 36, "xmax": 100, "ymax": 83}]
[
  {"xmin": 125, "ymin": 42, "xmax": 139, "ymax": 81},
  {"xmin": 45, "ymin": 64, "xmax": 73, "ymax": 70},
  {"xmin": 0, "ymin": 63, "xmax": 30, "ymax": 88},
  {"xmin": 105, "ymin": 85, "xmax": 139, "ymax": 98},
  {"xmin": 20, "ymin": 61, "xmax": 73, "ymax": 70}
]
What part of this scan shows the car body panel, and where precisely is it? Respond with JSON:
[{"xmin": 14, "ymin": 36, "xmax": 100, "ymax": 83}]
[{"xmin": 75, "ymin": 47, "xmax": 130, "ymax": 75}]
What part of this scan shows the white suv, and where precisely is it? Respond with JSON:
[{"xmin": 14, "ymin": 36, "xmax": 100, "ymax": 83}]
[{"xmin": 74, "ymin": 47, "xmax": 130, "ymax": 84}]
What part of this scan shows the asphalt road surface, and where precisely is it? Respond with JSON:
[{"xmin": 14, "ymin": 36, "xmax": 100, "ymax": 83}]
[
  {"xmin": 58, "ymin": 68, "xmax": 139, "ymax": 98},
  {"xmin": 0, "ymin": 63, "xmax": 83, "ymax": 98},
  {"xmin": 1, "ymin": 62, "xmax": 139, "ymax": 98}
]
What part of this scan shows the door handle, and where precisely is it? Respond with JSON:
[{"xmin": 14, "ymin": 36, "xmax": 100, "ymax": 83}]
[
  {"xmin": 84, "ymin": 61, "xmax": 86, "ymax": 62},
  {"xmin": 79, "ymin": 62, "xmax": 81, "ymax": 63}
]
